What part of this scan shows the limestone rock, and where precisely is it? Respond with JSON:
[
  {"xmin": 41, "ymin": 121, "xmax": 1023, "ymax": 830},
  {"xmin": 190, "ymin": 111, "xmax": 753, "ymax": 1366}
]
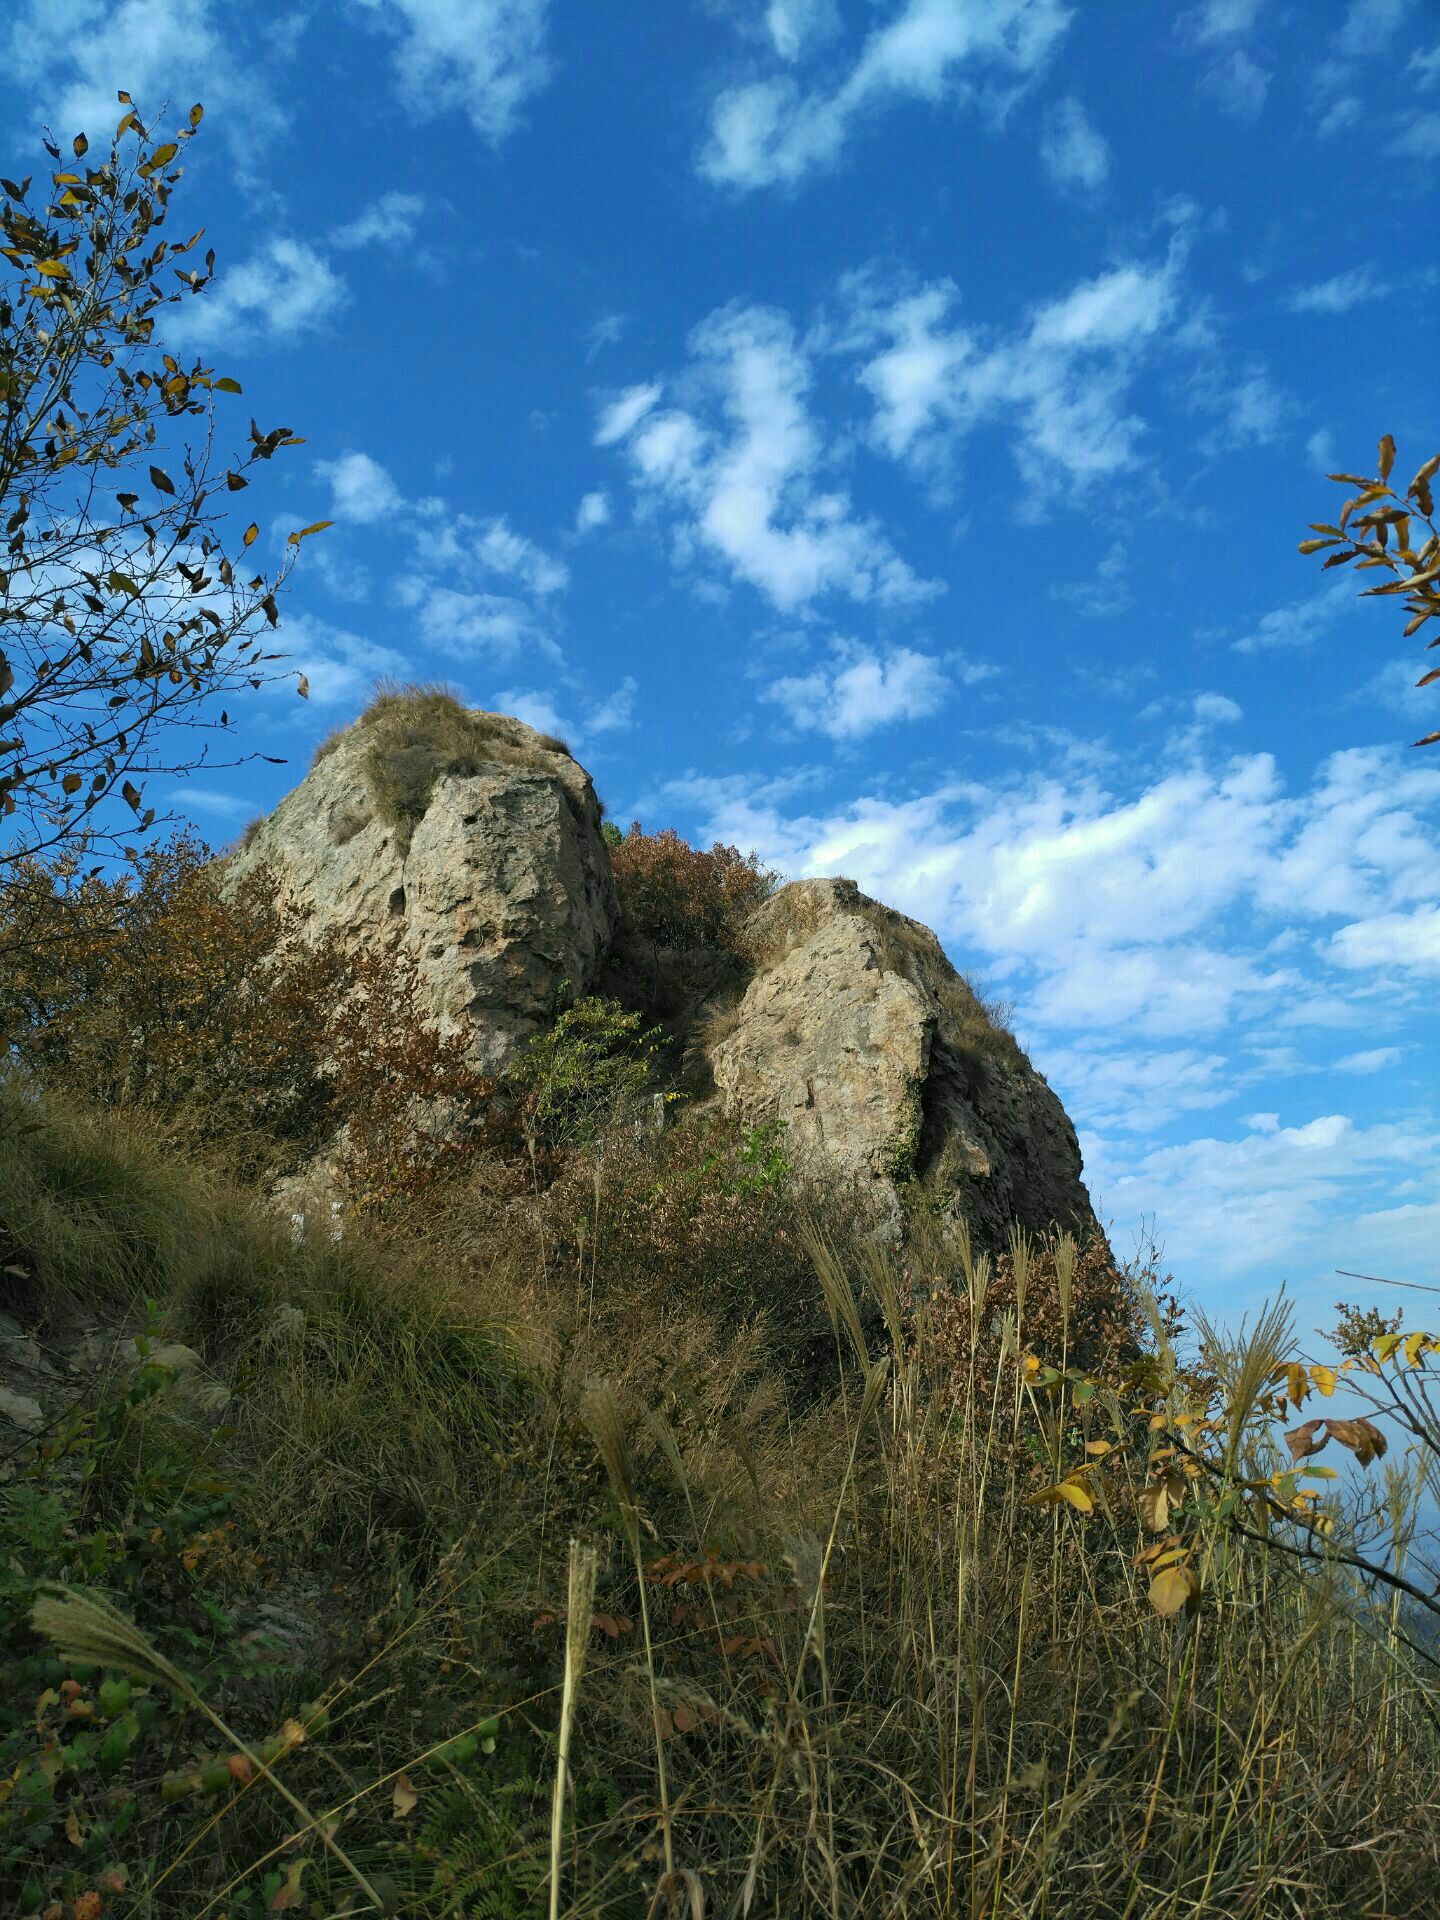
[
  {"xmin": 707, "ymin": 879, "xmax": 1098, "ymax": 1249},
  {"xmin": 229, "ymin": 707, "xmax": 618, "ymax": 1071}
]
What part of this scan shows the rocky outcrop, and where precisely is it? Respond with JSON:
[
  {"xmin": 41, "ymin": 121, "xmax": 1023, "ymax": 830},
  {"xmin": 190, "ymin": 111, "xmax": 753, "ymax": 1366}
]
[
  {"xmin": 231, "ymin": 699, "xmax": 1097, "ymax": 1250},
  {"xmin": 228, "ymin": 707, "xmax": 617, "ymax": 1071},
  {"xmin": 708, "ymin": 879, "xmax": 1098, "ymax": 1249}
]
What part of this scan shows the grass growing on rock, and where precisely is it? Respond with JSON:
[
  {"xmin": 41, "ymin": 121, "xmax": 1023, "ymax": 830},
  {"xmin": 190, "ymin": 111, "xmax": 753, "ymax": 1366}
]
[{"xmin": 311, "ymin": 681, "xmax": 581, "ymax": 849}]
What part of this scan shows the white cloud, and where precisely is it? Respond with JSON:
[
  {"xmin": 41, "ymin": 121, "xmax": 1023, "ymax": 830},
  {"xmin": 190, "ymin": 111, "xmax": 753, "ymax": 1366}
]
[
  {"xmin": 1186, "ymin": 0, "xmax": 1264, "ymax": 41},
  {"xmin": 1199, "ymin": 49, "xmax": 1270, "ymax": 118},
  {"xmin": 1039, "ymin": 96, "xmax": 1109, "ymax": 191},
  {"xmin": 492, "ymin": 685, "xmax": 569, "ymax": 737},
  {"xmin": 699, "ymin": 0, "xmax": 1072, "ymax": 191},
  {"xmin": 1192, "ymin": 692, "xmax": 1243, "ymax": 725},
  {"xmin": 575, "ymin": 490, "xmax": 612, "ymax": 534},
  {"xmin": 270, "ymin": 611, "xmax": 408, "ymax": 708},
  {"xmin": 1043, "ymin": 1042, "xmax": 1238, "ymax": 1134},
  {"xmin": 329, "ymin": 191, "xmax": 425, "ymax": 249},
  {"xmin": 586, "ymin": 314, "xmax": 627, "ymax": 361},
  {"xmin": 316, "ymin": 452, "xmax": 405, "ymax": 525},
  {"xmin": 587, "ymin": 676, "xmax": 638, "ymax": 734},
  {"xmin": 408, "ymin": 512, "xmax": 568, "ymax": 597},
  {"xmin": 1287, "ymin": 266, "xmax": 1389, "ymax": 314},
  {"xmin": 671, "ymin": 744, "xmax": 1440, "ymax": 1047},
  {"xmin": 4, "ymin": 0, "xmax": 284, "ymax": 149},
  {"xmin": 764, "ymin": 643, "xmax": 951, "ymax": 739},
  {"xmin": 1330, "ymin": 905, "xmax": 1440, "ymax": 975},
  {"xmin": 843, "ymin": 250, "xmax": 1182, "ymax": 496},
  {"xmin": 1052, "ymin": 542, "xmax": 1131, "ymax": 619},
  {"xmin": 166, "ymin": 238, "xmax": 346, "ymax": 351},
  {"xmin": 595, "ymin": 383, "xmax": 664, "ymax": 445},
  {"xmin": 355, "ymin": 0, "xmax": 552, "ymax": 142},
  {"xmin": 764, "ymin": 0, "xmax": 841, "ymax": 61},
  {"xmin": 394, "ymin": 581, "xmax": 550, "ymax": 658},
  {"xmin": 599, "ymin": 303, "xmax": 939, "ymax": 611},
  {"xmin": 1336, "ymin": 1045, "xmax": 1403, "ymax": 1072},
  {"xmin": 1391, "ymin": 110, "xmax": 1440, "ymax": 159},
  {"xmin": 1306, "ymin": 428, "xmax": 1338, "ymax": 472},
  {"xmin": 1083, "ymin": 1112, "xmax": 1439, "ymax": 1297},
  {"xmin": 490, "ymin": 674, "xmax": 637, "ymax": 745},
  {"xmin": 1233, "ymin": 579, "xmax": 1353, "ymax": 654}
]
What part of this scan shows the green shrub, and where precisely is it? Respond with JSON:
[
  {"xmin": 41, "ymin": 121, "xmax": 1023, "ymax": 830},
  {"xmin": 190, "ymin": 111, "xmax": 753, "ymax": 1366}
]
[{"xmin": 503, "ymin": 995, "xmax": 668, "ymax": 1154}]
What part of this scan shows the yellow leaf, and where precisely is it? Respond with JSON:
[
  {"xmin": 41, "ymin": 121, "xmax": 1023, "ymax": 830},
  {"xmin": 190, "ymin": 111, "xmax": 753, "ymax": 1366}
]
[
  {"xmin": 1138, "ymin": 1485, "xmax": 1169, "ymax": 1533},
  {"xmin": 1309, "ymin": 1364, "xmax": 1336, "ymax": 1397},
  {"xmin": 242, "ymin": 522, "xmax": 258, "ymax": 548},
  {"xmin": 1084, "ymin": 1439, "xmax": 1113, "ymax": 1456},
  {"xmin": 1378, "ymin": 433, "xmax": 1396, "ymax": 482},
  {"xmin": 1374, "ymin": 1332, "xmax": 1403, "ymax": 1363},
  {"xmin": 286, "ymin": 519, "xmax": 334, "ymax": 545},
  {"xmin": 34, "ymin": 260, "xmax": 70, "ymax": 278},
  {"xmin": 150, "ymin": 141, "xmax": 179, "ymax": 168},
  {"xmin": 1023, "ymin": 1479, "xmax": 1093, "ymax": 1514},
  {"xmin": 392, "ymin": 1771, "xmax": 419, "ymax": 1818},
  {"xmin": 1148, "ymin": 1564, "xmax": 1199, "ymax": 1619},
  {"xmin": 1285, "ymin": 1362, "xmax": 1308, "ymax": 1408},
  {"xmin": 1403, "ymin": 1330, "xmax": 1429, "ymax": 1366}
]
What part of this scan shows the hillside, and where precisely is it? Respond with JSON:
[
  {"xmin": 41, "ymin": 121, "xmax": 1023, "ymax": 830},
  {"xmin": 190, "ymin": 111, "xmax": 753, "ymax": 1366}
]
[{"xmin": 2, "ymin": 688, "xmax": 1438, "ymax": 1918}]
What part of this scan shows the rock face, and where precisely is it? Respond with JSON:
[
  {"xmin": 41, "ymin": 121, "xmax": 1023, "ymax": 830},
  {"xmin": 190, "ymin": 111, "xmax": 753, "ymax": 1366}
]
[
  {"xmin": 232, "ymin": 701, "xmax": 1098, "ymax": 1249},
  {"xmin": 228, "ymin": 709, "xmax": 617, "ymax": 1071},
  {"xmin": 708, "ymin": 879, "xmax": 1098, "ymax": 1249}
]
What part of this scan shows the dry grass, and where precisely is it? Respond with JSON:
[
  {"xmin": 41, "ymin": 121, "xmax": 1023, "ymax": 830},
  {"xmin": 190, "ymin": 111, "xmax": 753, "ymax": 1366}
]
[
  {"xmin": 6, "ymin": 1085, "xmax": 1440, "ymax": 1918},
  {"xmin": 310, "ymin": 681, "xmax": 585, "ymax": 850}
]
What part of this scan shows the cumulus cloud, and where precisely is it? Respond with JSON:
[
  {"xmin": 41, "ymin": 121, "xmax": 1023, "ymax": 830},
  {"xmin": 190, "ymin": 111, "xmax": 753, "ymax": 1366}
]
[
  {"xmin": 575, "ymin": 490, "xmax": 611, "ymax": 534},
  {"xmin": 316, "ymin": 452, "xmax": 406, "ymax": 525},
  {"xmin": 1083, "ymin": 1112, "xmax": 1439, "ymax": 1298},
  {"xmin": 355, "ymin": 0, "xmax": 552, "ymax": 142},
  {"xmin": 1039, "ymin": 96, "xmax": 1110, "ymax": 191},
  {"xmin": 269, "ymin": 611, "xmax": 408, "ymax": 708},
  {"xmin": 763, "ymin": 643, "xmax": 951, "ymax": 739},
  {"xmin": 597, "ymin": 304, "xmax": 939, "ymax": 611},
  {"xmin": 1232, "ymin": 579, "xmax": 1353, "ymax": 654},
  {"xmin": 841, "ymin": 249, "xmax": 1182, "ymax": 496},
  {"xmin": 166, "ymin": 238, "xmax": 346, "ymax": 350},
  {"xmin": 329, "ymin": 191, "xmax": 425, "ymax": 249},
  {"xmin": 699, "ymin": 0, "xmax": 1071, "ymax": 191},
  {"xmin": 1329, "ymin": 905, "xmax": 1440, "ymax": 975},
  {"xmin": 669, "ymin": 744, "xmax": 1440, "ymax": 1045},
  {"xmin": 5, "ymin": 0, "xmax": 286, "ymax": 147},
  {"xmin": 764, "ymin": 0, "xmax": 841, "ymax": 61}
]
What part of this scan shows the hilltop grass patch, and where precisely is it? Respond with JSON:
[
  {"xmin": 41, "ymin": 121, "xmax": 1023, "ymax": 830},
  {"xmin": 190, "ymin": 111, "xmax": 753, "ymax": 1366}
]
[{"xmin": 312, "ymin": 682, "xmax": 578, "ymax": 850}]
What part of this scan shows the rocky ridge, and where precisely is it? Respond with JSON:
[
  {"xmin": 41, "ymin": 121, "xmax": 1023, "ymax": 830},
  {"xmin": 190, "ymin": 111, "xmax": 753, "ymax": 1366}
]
[{"xmin": 233, "ymin": 704, "xmax": 1098, "ymax": 1249}]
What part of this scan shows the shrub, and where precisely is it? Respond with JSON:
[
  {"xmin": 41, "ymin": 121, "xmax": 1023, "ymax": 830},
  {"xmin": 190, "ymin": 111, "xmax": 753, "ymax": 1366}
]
[
  {"xmin": 502, "ymin": 995, "xmax": 667, "ymax": 1156},
  {"xmin": 0, "ymin": 834, "xmax": 493, "ymax": 1205},
  {"xmin": 611, "ymin": 823, "xmax": 777, "ymax": 959}
]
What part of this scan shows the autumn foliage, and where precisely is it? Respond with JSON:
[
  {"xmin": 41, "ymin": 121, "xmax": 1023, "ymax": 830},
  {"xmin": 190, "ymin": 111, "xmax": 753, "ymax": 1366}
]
[
  {"xmin": 0, "ymin": 833, "xmax": 493, "ymax": 1200},
  {"xmin": 610, "ymin": 823, "xmax": 776, "ymax": 959}
]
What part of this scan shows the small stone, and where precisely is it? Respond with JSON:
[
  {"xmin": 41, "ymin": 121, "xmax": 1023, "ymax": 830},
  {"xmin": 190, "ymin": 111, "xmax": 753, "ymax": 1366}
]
[{"xmin": 0, "ymin": 1385, "xmax": 43, "ymax": 1432}]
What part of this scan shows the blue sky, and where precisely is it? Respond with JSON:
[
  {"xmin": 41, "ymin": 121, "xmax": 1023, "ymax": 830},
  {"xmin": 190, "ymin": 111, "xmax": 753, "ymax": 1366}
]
[{"xmin": 6, "ymin": 0, "xmax": 1438, "ymax": 1333}]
